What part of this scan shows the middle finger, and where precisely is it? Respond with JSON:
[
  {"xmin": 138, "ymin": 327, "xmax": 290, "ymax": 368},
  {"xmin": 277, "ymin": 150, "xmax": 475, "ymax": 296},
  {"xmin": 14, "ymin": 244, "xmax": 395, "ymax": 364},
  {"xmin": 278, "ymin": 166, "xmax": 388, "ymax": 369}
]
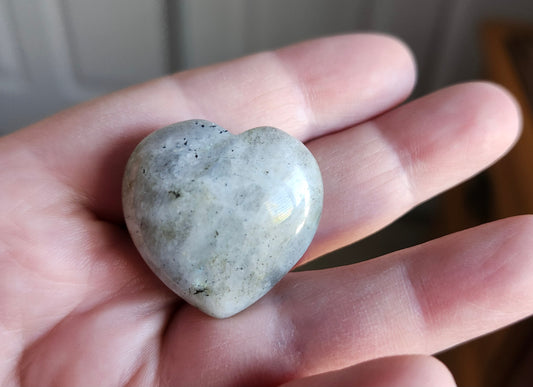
[{"xmin": 304, "ymin": 81, "xmax": 520, "ymax": 262}]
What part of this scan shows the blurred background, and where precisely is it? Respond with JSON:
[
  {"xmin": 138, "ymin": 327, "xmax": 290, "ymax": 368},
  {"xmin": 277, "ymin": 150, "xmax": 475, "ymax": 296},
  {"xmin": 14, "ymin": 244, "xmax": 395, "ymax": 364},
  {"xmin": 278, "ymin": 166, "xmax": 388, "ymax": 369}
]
[
  {"xmin": 1, "ymin": 0, "xmax": 531, "ymax": 133},
  {"xmin": 2, "ymin": 0, "xmax": 533, "ymax": 385}
]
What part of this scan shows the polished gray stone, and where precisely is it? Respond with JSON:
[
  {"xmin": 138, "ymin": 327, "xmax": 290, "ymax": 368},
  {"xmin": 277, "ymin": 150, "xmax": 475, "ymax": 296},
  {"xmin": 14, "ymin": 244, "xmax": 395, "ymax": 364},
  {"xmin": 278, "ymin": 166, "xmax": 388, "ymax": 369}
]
[{"xmin": 122, "ymin": 120, "xmax": 323, "ymax": 318}]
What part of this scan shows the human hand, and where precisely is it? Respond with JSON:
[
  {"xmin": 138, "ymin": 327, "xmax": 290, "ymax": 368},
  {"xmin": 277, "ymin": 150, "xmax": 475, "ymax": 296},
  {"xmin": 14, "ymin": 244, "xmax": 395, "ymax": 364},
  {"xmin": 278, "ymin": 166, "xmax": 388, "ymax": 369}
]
[{"xmin": 0, "ymin": 34, "xmax": 527, "ymax": 386}]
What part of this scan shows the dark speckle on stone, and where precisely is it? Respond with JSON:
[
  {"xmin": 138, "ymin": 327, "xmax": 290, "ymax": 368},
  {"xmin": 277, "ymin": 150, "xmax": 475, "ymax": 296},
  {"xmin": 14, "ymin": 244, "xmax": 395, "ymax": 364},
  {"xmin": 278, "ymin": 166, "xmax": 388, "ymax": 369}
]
[
  {"xmin": 195, "ymin": 154, "xmax": 198, "ymax": 158},
  {"xmin": 201, "ymin": 124, "xmax": 205, "ymax": 128},
  {"xmin": 193, "ymin": 286, "xmax": 209, "ymax": 295},
  {"xmin": 168, "ymin": 190, "xmax": 181, "ymax": 199}
]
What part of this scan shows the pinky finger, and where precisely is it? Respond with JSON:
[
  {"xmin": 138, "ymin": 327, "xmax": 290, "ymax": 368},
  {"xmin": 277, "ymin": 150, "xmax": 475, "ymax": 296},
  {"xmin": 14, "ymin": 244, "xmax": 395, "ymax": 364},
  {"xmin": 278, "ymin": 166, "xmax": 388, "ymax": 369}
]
[{"xmin": 280, "ymin": 355, "xmax": 456, "ymax": 387}]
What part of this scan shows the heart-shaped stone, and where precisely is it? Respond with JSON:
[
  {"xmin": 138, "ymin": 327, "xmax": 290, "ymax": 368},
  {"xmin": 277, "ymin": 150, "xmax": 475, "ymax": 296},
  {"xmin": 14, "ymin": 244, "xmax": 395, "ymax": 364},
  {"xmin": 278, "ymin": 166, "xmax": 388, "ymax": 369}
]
[{"xmin": 122, "ymin": 120, "xmax": 323, "ymax": 318}]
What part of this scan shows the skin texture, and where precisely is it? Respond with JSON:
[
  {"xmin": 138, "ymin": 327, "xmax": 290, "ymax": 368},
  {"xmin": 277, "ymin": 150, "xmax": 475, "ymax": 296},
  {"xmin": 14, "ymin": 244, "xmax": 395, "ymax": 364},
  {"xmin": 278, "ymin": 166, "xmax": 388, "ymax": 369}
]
[
  {"xmin": 0, "ymin": 33, "xmax": 527, "ymax": 386},
  {"xmin": 280, "ymin": 355, "xmax": 456, "ymax": 387}
]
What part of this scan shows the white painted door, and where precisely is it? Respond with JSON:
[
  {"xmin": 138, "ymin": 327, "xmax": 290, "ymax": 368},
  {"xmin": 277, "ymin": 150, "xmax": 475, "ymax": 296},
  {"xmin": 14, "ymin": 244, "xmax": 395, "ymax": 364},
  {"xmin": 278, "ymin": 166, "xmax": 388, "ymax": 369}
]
[
  {"xmin": 0, "ymin": 0, "xmax": 168, "ymax": 134},
  {"xmin": 2, "ymin": 0, "xmax": 533, "ymax": 135}
]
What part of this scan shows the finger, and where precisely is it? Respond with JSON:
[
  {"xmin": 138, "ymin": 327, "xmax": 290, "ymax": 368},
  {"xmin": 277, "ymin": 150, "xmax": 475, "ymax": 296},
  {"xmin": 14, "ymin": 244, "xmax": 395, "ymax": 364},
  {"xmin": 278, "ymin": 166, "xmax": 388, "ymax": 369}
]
[
  {"xmin": 280, "ymin": 355, "xmax": 455, "ymax": 387},
  {"xmin": 286, "ymin": 216, "xmax": 533, "ymax": 376},
  {"xmin": 303, "ymin": 81, "xmax": 520, "ymax": 261},
  {"xmin": 6, "ymin": 34, "xmax": 415, "ymax": 221},
  {"xmin": 160, "ymin": 216, "xmax": 533, "ymax": 386}
]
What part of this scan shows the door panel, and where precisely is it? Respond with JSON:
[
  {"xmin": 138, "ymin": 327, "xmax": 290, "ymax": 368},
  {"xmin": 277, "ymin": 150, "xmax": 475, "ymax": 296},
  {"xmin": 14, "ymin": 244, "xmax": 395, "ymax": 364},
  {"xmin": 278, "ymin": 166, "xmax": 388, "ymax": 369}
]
[
  {"xmin": 0, "ymin": 0, "xmax": 169, "ymax": 134},
  {"xmin": 62, "ymin": 0, "xmax": 168, "ymax": 87}
]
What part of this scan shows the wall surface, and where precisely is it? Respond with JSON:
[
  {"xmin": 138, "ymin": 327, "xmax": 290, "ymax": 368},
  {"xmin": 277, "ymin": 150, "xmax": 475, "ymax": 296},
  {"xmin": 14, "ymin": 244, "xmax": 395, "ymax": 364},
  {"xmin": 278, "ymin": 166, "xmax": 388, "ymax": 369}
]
[{"xmin": 1, "ymin": 0, "xmax": 533, "ymax": 134}]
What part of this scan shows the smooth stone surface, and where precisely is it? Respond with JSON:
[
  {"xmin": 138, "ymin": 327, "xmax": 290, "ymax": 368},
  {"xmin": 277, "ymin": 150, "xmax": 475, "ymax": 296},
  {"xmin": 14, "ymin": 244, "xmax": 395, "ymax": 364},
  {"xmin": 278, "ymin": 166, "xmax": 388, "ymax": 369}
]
[{"xmin": 122, "ymin": 119, "xmax": 323, "ymax": 318}]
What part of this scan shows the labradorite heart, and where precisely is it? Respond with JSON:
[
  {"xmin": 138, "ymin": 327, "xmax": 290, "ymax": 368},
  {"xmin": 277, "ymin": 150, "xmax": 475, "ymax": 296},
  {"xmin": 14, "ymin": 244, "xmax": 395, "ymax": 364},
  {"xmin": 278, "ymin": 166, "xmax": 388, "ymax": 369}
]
[{"xmin": 122, "ymin": 120, "xmax": 323, "ymax": 318}]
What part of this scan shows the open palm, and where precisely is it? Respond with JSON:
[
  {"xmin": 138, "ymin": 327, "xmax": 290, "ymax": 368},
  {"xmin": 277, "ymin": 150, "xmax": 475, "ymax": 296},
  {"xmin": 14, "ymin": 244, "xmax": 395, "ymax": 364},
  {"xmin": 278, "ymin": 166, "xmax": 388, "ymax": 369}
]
[{"xmin": 1, "ymin": 34, "xmax": 530, "ymax": 386}]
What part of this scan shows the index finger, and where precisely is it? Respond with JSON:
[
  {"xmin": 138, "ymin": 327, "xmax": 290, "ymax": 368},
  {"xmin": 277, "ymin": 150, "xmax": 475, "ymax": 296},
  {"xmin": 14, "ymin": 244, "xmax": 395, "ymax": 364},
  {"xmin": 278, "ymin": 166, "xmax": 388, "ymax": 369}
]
[{"xmin": 7, "ymin": 34, "xmax": 415, "ymax": 221}]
